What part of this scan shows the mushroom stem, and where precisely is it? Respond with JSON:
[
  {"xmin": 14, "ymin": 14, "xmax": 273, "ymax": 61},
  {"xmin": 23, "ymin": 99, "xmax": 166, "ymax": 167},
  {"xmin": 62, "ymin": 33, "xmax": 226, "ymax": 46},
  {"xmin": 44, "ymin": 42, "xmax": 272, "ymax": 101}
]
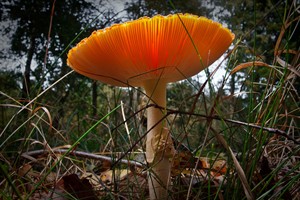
[{"xmin": 143, "ymin": 79, "xmax": 174, "ymax": 200}]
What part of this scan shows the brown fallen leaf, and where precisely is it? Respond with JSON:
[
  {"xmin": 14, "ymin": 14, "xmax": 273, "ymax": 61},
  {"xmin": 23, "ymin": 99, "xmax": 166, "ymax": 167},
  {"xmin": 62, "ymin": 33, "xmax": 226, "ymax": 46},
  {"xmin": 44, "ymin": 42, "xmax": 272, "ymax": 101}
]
[
  {"xmin": 62, "ymin": 174, "xmax": 98, "ymax": 200},
  {"xmin": 100, "ymin": 169, "xmax": 131, "ymax": 183}
]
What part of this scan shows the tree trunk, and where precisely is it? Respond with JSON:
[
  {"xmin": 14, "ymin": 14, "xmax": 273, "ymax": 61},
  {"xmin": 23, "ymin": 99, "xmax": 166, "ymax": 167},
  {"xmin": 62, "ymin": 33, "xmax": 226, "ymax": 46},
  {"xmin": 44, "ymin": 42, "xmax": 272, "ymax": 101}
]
[
  {"xmin": 22, "ymin": 33, "xmax": 36, "ymax": 99},
  {"xmin": 229, "ymin": 73, "xmax": 236, "ymax": 118},
  {"xmin": 92, "ymin": 81, "xmax": 98, "ymax": 116},
  {"xmin": 52, "ymin": 89, "xmax": 69, "ymax": 129},
  {"xmin": 52, "ymin": 59, "xmax": 70, "ymax": 129}
]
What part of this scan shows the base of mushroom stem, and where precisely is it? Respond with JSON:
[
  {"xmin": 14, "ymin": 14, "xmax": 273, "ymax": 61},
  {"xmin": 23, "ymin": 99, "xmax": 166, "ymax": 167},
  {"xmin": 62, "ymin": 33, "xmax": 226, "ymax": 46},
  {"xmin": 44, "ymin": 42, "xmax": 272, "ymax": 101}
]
[{"xmin": 148, "ymin": 155, "xmax": 172, "ymax": 200}]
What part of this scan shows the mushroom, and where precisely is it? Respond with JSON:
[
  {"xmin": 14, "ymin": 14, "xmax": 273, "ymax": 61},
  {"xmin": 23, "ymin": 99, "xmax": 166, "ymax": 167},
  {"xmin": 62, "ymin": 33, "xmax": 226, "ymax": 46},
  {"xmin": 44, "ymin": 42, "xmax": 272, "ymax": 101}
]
[{"xmin": 67, "ymin": 13, "xmax": 234, "ymax": 199}]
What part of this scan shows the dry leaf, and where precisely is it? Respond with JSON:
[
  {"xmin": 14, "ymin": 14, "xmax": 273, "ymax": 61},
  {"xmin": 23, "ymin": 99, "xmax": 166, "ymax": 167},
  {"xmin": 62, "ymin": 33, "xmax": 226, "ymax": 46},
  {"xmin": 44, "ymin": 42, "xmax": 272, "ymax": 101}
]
[
  {"xmin": 62, "ymin": 174, "xmax": 97, "ymax": 200},
  {"xmin": 100, "ymin": 169, "xmax": 131, "ymax": 183},
  {"xmin": 18, "ymin": 163, "xmax": 32, "ymax": 177}
]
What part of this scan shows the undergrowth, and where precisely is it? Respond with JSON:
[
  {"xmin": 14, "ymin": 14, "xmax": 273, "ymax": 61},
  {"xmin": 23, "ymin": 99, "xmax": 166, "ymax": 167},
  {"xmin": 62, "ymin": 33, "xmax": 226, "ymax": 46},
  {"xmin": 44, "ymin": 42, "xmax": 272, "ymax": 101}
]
[{"xmin": 0, "ymin": 1, "xmax": 299, "ymax": 199}]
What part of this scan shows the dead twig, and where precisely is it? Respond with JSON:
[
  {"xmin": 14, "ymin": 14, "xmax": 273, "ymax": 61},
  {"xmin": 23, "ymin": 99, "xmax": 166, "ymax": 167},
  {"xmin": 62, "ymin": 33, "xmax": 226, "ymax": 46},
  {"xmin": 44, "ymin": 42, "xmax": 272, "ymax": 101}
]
[
  {"xmin": 149, "ymin": 104, "xmax": 299, "ymax": 145},
  {"xmin": 21, "ymin": 149, "xmax": 145, "ymax": 169}
]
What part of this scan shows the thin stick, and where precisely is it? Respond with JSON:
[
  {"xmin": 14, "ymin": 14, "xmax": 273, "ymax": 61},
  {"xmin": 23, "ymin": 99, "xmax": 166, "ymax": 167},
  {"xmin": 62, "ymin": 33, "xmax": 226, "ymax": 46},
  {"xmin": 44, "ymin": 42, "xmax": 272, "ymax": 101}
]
[{"xmin": 21, "ymin": 149, "xmax": 144, "ymax": 168}]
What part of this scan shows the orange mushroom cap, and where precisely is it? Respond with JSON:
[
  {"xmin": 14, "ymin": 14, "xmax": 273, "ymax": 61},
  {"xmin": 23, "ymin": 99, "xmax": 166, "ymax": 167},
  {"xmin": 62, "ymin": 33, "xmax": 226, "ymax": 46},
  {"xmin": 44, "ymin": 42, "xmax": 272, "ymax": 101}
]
[{"xmin": 67, "ymin": 13, "xmax": 234, "ymax": 87}]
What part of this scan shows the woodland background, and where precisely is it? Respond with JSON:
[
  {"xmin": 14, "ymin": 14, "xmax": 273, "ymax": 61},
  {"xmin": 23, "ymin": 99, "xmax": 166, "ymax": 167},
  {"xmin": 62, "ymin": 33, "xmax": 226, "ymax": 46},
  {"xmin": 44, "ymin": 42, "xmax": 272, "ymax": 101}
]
[{"xmin": 0, "ymin": 0, "xmax": 299, "ymax": 199}]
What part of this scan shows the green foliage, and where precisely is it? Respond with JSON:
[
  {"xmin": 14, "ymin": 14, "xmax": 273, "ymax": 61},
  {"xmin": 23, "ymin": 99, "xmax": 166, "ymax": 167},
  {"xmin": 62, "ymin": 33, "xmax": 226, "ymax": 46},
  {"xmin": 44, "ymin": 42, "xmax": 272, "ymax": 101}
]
[{"xmin": 125, "ymin": 0, "xmax": 212, "ymax": 19}]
